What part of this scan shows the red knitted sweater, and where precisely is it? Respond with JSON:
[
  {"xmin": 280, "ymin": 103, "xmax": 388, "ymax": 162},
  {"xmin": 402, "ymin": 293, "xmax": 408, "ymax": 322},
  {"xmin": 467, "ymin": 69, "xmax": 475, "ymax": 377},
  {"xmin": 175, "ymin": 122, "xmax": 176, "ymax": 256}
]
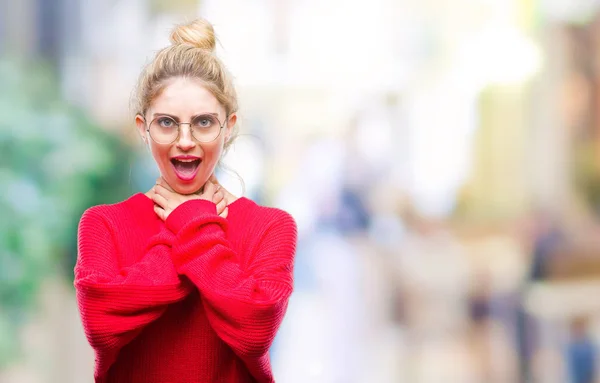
[{"xmin": 74, "ymin": 193, "xmax": 297, "ymax": 383}]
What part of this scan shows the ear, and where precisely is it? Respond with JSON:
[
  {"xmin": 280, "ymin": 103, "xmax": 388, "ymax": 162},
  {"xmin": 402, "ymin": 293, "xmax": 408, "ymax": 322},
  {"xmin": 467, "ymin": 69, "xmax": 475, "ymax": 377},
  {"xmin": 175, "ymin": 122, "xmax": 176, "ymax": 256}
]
[
  {"xmin": 135, "ymin": 114, "xmax": 148, "ymax": 143},
  {"xmin": 225, "ymin": 113, "xmax": 237, "ymax": 142}
]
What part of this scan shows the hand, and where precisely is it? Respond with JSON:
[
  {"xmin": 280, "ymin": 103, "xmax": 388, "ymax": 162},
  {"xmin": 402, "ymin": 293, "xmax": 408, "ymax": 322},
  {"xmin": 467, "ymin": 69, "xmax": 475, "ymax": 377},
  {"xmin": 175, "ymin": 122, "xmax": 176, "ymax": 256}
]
[
  {"xmin": 208, "ymin": 175, "xmax": 229, "ymax": 219},
  {"xmin": 151, "ymin": 178, "xmax": 198, "ymax": 221},
  {"xmin": 151, "ymin": 177, "xmax": 228, "ymax": 221}
]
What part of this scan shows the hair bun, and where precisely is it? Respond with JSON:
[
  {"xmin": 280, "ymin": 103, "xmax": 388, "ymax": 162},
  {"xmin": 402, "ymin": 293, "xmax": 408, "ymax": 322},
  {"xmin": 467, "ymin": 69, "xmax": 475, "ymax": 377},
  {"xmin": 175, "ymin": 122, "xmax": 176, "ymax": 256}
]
[{"xmin": 170, "ymin": 19, "xmax": 216, "ymax": 52}]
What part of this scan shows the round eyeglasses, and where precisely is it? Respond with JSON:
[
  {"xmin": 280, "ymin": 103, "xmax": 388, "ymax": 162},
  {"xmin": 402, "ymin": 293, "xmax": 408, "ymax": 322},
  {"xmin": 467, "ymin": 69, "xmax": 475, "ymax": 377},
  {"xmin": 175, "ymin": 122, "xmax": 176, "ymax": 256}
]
[{"xmin": 145, "ymin": 114, "xmax": 227, "ymax": 145}]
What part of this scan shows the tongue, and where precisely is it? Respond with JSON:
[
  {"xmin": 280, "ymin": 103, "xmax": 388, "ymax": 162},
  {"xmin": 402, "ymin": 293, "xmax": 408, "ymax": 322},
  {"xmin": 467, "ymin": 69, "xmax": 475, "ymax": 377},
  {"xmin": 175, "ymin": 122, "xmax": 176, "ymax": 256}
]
[{"xmin": 174, "ymin": 160, "xmax": 199, "ymax": 175}]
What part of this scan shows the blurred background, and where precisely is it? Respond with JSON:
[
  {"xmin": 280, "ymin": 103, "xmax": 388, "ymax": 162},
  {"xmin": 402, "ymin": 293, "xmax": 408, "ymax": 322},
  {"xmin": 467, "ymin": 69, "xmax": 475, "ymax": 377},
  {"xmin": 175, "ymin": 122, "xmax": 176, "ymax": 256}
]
[{"xmin": 4, "ymin": 0, "xmax": 600, "ymax": 382}]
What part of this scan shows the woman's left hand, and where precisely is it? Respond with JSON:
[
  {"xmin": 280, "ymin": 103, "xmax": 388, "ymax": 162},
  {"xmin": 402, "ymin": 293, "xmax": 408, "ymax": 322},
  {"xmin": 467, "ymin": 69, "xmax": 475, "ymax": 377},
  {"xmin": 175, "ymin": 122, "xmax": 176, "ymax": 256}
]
[{"xmin": 152, "ymin": 177, "xmax": 228, "ymax": 221}]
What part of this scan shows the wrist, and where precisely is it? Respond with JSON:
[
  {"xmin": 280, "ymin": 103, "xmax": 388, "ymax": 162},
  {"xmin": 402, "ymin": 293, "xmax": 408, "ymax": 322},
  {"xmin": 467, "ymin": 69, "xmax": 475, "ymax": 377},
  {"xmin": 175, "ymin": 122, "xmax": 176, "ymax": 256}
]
[{"xmin": 165, "ymin": 199, "xmax": 217, "ymax": 233}]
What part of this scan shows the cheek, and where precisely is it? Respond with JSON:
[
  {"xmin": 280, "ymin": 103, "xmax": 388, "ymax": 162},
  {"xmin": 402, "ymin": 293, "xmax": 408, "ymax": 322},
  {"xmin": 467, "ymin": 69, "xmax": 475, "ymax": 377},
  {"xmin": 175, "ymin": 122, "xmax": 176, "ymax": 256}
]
[
  {"xmin": 202, "ymin": 141, "xmax": 225, "ymax": 161},
  {"xmin": 150, "ymin": 144, "xmax": 171, "ymax": 167},
  {"xmin": 197, "ymin": 142, "xmax": 225, "ymax": 177}
]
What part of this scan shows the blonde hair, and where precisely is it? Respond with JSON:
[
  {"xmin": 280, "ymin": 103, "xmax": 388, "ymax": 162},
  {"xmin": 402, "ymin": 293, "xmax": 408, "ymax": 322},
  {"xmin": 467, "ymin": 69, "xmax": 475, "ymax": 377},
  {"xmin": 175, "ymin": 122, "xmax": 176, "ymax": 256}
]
[{"xmin": 132, "ymin": 19, "xmax": 239, "ymax": 149}]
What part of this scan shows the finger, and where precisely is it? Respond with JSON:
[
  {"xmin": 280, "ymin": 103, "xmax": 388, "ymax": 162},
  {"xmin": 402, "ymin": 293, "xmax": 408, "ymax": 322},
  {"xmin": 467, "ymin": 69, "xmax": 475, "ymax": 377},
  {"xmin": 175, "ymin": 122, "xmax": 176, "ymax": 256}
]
[
  {"xmin": 202, "ymin": 181, "xmax": 216, "ymax": 197},
  {"xmin": 212, "ymin": 190, "xmax": 224, "ymax": 204},
  {"xmin": 154, "ymin": 205, "xmax": 166, "ymax": 221},
  {"xmin": 211, "ymin": 184, "xmax": 222, "ymax": 199},
  {"xmin": 212, "ymin": 179, "xmax": 222, "ymax": 191},
  {"xmin": 216, "ymin": 198, "xmax": 227, "ymax": 214},
  {"xmin": 220, "ymin": 206, "xmax": 229, "ymax": 219},
  {"xmin": 154, "ymin": 184, "xmax": 173, "ymax": 198},
  {"xmin": 151, "ymin": 192, "xmax": 169, "ymax": 208}
]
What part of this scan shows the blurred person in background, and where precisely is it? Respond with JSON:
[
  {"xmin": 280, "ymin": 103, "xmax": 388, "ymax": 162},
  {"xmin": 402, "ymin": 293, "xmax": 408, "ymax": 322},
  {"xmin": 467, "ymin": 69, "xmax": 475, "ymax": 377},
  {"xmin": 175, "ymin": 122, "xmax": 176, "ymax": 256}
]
[
  {"xmin": 73, "ymin": 19, "xmax": 297, "ymax": 383},
  {"xmin": 567, "ymin": 316, "xmax": 597, "ymax": 383},
  {"xmin": 516, "ymin": 210, "xmax": 564, "ymax": 383}
]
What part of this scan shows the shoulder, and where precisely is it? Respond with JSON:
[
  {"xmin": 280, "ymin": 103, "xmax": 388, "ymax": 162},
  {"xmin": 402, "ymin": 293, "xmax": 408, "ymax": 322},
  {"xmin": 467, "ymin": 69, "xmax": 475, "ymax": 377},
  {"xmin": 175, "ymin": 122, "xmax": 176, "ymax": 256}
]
[
  {"xmin": 79, "ymin": 193, "xmax": 150, "ymax": 228},
  {"xmin": 228, "ymin": 198, "xmax": 298, "ymax": 247},
  {"xmin": 232, "ymin": 197, "xmax": 296, "ymax": 229},
  {"xmin": 230, "ymin": 199, "xmax": 298, "ymax": 259}
]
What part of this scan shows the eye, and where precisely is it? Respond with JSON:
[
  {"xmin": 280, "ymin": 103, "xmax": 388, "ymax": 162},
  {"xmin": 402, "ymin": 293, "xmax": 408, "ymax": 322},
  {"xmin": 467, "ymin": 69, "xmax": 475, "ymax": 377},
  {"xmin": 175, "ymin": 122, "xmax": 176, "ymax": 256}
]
[
  {"xmin": 157, "ymin": 117, "xmax": 176, "ymax": 128},
  {"xmin": 193, "ymin": 115, "xmax": 218, "ymax": 129}
]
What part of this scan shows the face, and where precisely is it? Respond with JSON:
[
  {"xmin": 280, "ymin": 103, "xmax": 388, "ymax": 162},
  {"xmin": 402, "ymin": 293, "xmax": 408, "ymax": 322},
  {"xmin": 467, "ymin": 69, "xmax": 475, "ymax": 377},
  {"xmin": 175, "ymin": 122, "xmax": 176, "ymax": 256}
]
[{"xmin": 136, "ymin": 77, "xmax": 236, "ymax": 195}]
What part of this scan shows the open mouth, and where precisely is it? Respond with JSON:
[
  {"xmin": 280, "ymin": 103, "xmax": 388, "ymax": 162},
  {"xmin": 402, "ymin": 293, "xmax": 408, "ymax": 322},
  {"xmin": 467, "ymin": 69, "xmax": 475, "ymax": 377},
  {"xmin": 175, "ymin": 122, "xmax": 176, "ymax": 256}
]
[{"xmin": 170, "ymin": 158, "xmax": 201, "ymax": 181}]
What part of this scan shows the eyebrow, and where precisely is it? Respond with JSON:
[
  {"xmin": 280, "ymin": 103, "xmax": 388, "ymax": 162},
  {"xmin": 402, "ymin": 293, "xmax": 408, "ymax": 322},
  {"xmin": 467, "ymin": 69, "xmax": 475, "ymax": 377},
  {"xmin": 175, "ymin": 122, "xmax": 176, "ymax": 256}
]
[{"xmin": 152, "ymin": 112, "xmax": 220, "ymax": 121}]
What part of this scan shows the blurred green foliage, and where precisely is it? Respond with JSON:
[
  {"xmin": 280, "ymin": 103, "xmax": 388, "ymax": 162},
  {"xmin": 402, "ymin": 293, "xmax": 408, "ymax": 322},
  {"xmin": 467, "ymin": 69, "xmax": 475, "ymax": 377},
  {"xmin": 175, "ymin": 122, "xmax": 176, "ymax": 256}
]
[{"xmin": 0, "ymin": 59, "xmax": 136, "ymax": 367}]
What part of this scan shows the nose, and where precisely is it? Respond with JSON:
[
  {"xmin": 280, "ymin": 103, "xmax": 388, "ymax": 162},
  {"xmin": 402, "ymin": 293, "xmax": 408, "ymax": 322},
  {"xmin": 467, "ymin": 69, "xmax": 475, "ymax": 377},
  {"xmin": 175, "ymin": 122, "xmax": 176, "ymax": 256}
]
[{"xmin": 176, "ymin": 123, "xmax": 196, "ymax": 151}]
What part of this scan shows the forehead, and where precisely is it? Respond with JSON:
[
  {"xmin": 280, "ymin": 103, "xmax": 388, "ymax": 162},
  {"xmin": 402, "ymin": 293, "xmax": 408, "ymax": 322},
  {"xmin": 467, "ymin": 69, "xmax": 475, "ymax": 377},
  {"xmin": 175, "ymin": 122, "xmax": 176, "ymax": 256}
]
[{"xmin": 150, "ymin": 77, "xmax": 222, "ymax": 116}]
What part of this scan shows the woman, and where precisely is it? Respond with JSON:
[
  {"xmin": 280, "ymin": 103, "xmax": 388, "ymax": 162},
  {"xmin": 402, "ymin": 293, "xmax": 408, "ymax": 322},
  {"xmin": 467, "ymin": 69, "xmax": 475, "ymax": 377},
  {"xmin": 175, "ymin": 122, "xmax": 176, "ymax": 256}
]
[{"xmin": 74, "ymin": 19, "xmax": 297, "ymax": 383}]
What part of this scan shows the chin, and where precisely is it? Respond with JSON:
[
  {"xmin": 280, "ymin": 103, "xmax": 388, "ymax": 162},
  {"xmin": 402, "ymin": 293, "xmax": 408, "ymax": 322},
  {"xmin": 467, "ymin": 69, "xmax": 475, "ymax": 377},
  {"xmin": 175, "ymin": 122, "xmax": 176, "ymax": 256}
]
[{"xmin": 162, "ymin": 170, "xmax": 207, "ymax": 195}]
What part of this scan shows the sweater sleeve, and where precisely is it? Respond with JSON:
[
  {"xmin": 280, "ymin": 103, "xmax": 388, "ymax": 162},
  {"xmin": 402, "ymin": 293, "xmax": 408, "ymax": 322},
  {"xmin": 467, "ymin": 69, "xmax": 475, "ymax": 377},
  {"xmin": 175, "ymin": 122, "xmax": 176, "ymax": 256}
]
[
  {"xmin": 165, "ymin": 199, "xmax": 297, "ymax": 383},
  {"xmin": 74, "ymin": 208, "xmax": 193, "ymax": 379}
]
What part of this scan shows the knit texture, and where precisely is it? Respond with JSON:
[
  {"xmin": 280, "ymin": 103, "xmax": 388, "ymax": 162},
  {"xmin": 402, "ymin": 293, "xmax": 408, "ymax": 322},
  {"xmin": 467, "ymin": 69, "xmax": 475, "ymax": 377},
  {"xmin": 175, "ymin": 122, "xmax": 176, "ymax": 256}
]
[{"xmin": 74, "ymin": 193, "xmax": 297, "ymax": 383}]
